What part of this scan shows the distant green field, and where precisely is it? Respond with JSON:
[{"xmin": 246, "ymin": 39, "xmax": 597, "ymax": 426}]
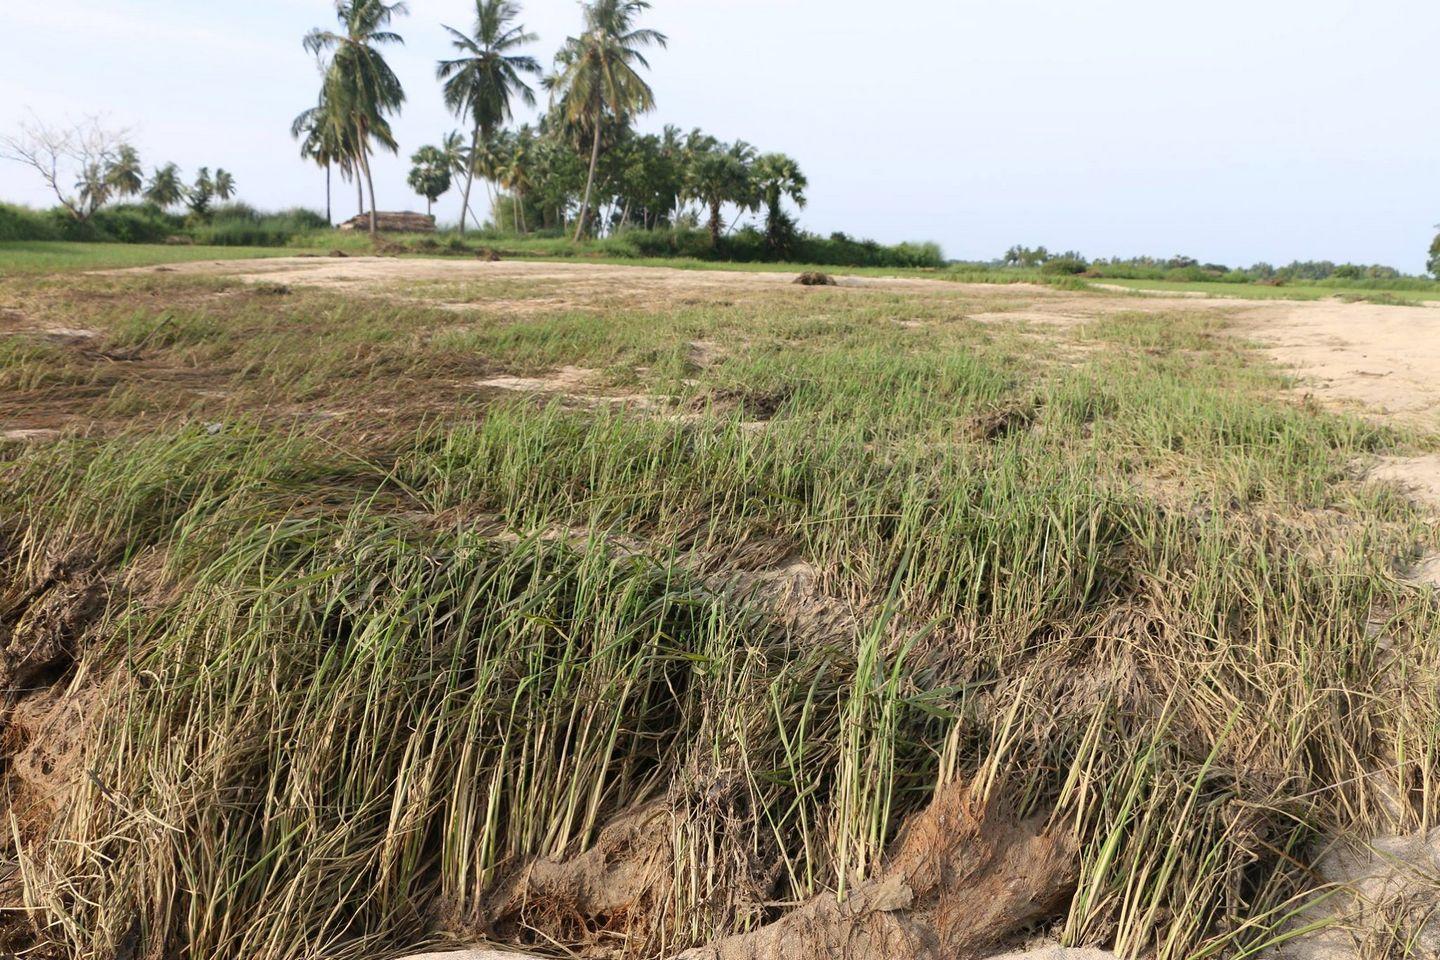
[
  {"xmin": 1099, "ymin": 277, "xmax": 1440, "ymax": 304},
  {"xmin": 0, "ymin": 241, "xmax": 303, "ymax": 276},
  {"xmin": 6, "ymin": 242, "xmax": 1438, "ymax": 308}
]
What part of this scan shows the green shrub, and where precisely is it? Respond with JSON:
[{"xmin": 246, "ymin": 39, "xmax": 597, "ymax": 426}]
[
  {"xmin": 88, "ymin": 204, "xmax": 182, "ymax": 243},
  {"xmin": 1041, "ymin": 255, "xmax": 1089, "ymax": 276},
  {"xmin": 191, "ymin": 206, "xmax": 330, "ymax": 246},
  {"xmin": 0, "ymin": 203, "xmax": 61, "ymax": 241},
  {"xmin": 1, "ymin": 202, "xmax": 180, "ymax": 244}
]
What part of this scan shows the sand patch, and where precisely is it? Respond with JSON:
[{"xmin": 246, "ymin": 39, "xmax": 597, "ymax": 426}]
[
  {"xmin": 1276, "ymin": 829, "xmax": 1440, "ymax": 959},
  {"xmin": 1245, "ymin": 300, "xmax": 1440, "ymax": 425},
  {"xmin": 1, "ymin": 429, "xmax": 61, "ymax": 442},
  {"xmin": 1369, "ymin": 455, "xmax": 1440, "ymax": 508},
  {"xmin": 1406, "ymin": 554, "xmax": 1440, "ymax": 588},
  {"xmin": 476, "ymin": 365, "xmax": 597, "ymax": 394}
]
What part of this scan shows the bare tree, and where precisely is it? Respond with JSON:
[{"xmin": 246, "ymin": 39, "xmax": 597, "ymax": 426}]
[{"xmin": 0, "ymin": 114, "xmax": 129, "ymax": 221}]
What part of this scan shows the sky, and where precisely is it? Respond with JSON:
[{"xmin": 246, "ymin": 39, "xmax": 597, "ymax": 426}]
[{"xmin": 2, "ymin": 0, "xmax": 1438, "ymax": 270}]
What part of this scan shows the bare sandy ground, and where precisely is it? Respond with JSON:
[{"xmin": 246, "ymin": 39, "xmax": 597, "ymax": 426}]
[
  {"xmin": 1241, "ymin": 299, "xmax": 1440, "ymax": 427},
  {"xmin": 138, "ymin": 256, "xmax": 1440, "ymax": 429}
]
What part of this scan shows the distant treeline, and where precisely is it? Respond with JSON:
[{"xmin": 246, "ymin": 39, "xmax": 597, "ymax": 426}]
[
  {"xmin": 0, "ymin": 199, "xmax": 943, "ymax": 268},
  {"xmin": 999, "ymin": 245, "xmax": 1431, "ymax": 283},
  {"xmin": 0, "ymin": 201, "xmax": 328, "ymax": 246}
]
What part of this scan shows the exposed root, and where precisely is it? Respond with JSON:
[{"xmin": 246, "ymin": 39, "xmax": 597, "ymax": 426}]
[
  {"xmin": 0, "ymin": 556, "xmax": 103, "ymax": 698},
  {"xmin": 0, "ymin": 552, "xmax": 110, "ymax": 954},
  {"xmin": 494, "ymin": 778, "xmax": 1079, "ymax": 960},
  {"xmin": 487, "ymin": 801, "xmax": 673, "ymax": 945},
  {"xmin": 676, "ymin": 781, "xmax": 1077, "ymax": 960}
]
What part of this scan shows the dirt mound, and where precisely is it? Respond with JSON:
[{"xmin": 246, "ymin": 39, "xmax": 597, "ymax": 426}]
[
  {"xmin": 487, "ymin": 801, "xmax": 674, "ymax": 945},
  {"xmin": 338, "ymin": 210, "xmax": 436, "ymax": 233},
  {"xmin": 793, "ymin": 272, "xmax": 836, "ymax": 286}
]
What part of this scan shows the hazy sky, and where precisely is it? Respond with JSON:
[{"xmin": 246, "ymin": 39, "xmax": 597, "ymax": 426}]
[{"xmin": 3, "ymin": 0, "xmax": 1437, "ymax": 269}]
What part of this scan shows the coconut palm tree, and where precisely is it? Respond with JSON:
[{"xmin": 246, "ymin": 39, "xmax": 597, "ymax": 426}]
[
  {"xmin": 292, "ymin": 97, "xmax": 352, "ymax": 225},
  {"xmin": 502, "ymin": 124, "xmax": 537, "ymax": 233},
  {"xmin": 437, "ymin": 0, "xmax": 541, "ymax": 235},
  {"xmin": 214, "ymin": 169, "xmax": 236, "ymax": 202},
  {"xmin": 187, "ymin": 167, "xmax": 215, "ymax": 217},
  {"xmin": 548, "ymin": 0, "xmax": 666, "ymax": 242},
  {"xmin": 75, "ymin": 163, "xmax": 111, "ymax": 216},
  {"xmin": 304, "ymin": 0, "xmax": 409, "ymax": 236},
  {"xmin": 105, "ymin": 144, "xmax": 144, "ymax": 199},
  {"xmin": 144, "ymin": 163, "xmax": 184, "ymax": 210},
  {"xmin": 438, "ymin": 130, "xmax": 479, "ymax": 225}
]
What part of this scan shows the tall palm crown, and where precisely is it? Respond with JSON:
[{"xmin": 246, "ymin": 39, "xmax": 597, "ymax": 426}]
[
  {"xmin": 144, "ymin": 163, "xmax": 184, "ymax": 209},
  {"xmin": 438, "ymin": 1, "xmax": 540, "ymax": 139},
  {"xmin": 214, "ymin": 169, "xmax": 236, "ymax": 202},
  {"xmin": 75, "ymin": 163, "xmax": 110, "ymax": 215},
  {"xmin": 105, "ymin": 145, "xmax": 144, "ymax": 199},
  {"xmin": 549, "ymin": 0, "xmax": 666, "ymax": 240},
  {"xmin": 440, "ymin": 131, "xmax": 469, "ymax": 178},
  {"xmin": 436, "ymin": 0, "xmax": 540, "ymax": 233},
  {"xmin": 304, "ymin": 0, "xmax": 408, "ymax": 234},
  {"xmin": 304, "ymin": 0, "xmax": 408, "ymax": 125},
  {"xmin": 292, "ymin": 98, "xmax": 356, "ymax": 177},
  {"xmin": 754, "ymin": 153, "xmax": 807, "ymax": 217},
  {"xmin": 550, "ymin": 0, "xmax": 666, "ymax": 128}
]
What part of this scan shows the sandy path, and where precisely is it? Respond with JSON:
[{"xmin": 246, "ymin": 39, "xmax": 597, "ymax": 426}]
[{"xmin": 124, "ymin": 255, "xmax": 999, "ymax": 296}]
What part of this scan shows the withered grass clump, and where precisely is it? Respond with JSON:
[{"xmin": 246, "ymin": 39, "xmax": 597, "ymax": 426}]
[{"xmin": 0, "ymin": 268, "xmax": 1437, "ymax": 960}]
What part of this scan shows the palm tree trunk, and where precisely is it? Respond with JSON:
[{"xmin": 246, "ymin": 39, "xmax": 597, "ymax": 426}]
[
  {"xmin": 325, "ymin": 162, "xmax": 332, "ymax": 226},
  {"xmin": 459, "ymin": 127, "xmax": 479, "ymax": 235},
  {"xmin": 709, "ymin": 201, "xmax": 722, "ymax": 247},
  {"xmin": 517, "ymin": 189, "xmax": 527, "ymax": 234},
  {"xmin": 357, "ymin": 176, "xmax": 364, "ymax": 219},
  {"xmin": 573, "ymin": 124, "xmax": 602, "ymax": 243},
  {"xmin": 360, "ymin": 148, "xmax": 378, "ymax": 237}
]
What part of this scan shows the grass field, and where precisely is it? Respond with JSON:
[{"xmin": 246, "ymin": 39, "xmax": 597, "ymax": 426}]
[
  {"xmin": 1, "ymin": 251, "xmax": 1439, "ymax": 959},
  {"xmin": 1099, "ymin": 276, "xmax": 1440, "ymax": 304},
  {"xmin": 10, "ymin": 240, "xmax": 1440, "ymax": 308},
  {"xmin": 0, "ymin": 240, "xmax": 314, "ymax": 276}
]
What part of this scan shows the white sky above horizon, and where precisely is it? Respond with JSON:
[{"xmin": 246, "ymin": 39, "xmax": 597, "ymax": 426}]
[{"xmin": 2, "ymin": 0, "xmax": 1437, "ymax": 270}]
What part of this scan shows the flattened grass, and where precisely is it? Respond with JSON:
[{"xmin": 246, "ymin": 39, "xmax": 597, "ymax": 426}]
[{"xmin": 1, "ymin": 267, "xmax": 1438, "ymax": 960}]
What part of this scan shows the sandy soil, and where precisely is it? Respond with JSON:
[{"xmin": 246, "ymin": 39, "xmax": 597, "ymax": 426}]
[
  {"xmin": 1239, "ymin": 299, "xmax": 1440, "ymax": 427},
  {"xmin": 136, "ymin": 257, "xmax": 1440, "ymax": 429}
]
